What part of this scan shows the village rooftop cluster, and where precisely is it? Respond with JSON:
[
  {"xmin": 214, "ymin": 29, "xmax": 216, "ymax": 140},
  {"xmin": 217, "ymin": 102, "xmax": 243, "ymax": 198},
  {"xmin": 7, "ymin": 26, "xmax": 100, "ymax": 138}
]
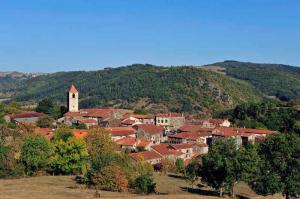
[{"xmin": 5, "ymin": 84, "xmax": 274, "ymax": 166}]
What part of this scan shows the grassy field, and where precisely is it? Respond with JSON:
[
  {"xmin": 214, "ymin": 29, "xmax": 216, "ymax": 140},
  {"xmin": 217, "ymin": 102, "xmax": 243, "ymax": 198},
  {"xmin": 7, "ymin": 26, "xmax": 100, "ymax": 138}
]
[{"xmin": 0, "ymin": 174, "xmax": 283, "ymax": 199}]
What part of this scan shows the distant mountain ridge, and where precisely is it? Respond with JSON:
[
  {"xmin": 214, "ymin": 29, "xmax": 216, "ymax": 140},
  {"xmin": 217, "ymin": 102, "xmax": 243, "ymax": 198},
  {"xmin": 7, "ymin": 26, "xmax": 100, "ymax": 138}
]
[
  {"xmin": 204, "ymin": 61, "xmax": 300, "ymax": 101},
  {"xmin": 1, "ymin": 61, "xmax": 299, "ymax": 113}
]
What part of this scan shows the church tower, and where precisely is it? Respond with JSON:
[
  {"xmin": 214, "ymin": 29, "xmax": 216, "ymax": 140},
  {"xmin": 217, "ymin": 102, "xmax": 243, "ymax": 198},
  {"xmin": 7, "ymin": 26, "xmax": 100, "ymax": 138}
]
[{"xmin": 68, "ymin": 84, "xmax": 79, "ymax": 112}]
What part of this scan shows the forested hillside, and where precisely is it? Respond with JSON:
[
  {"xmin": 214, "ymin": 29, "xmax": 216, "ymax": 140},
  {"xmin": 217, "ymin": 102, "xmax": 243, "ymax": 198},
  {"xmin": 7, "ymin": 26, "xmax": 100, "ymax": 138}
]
[
  {"xmin": 204, "ymin": 61, "xmax": 300, "ymax": 101},
  {"xmin": 6, "ymin": 64, "xmax": 262, "ymax": 113}
]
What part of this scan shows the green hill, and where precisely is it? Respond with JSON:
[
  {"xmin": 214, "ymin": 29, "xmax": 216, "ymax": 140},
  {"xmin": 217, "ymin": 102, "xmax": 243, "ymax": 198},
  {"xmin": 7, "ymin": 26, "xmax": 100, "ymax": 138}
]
[
  {"xmin": 204, "ymin": 61, "xmax": 300, "ymax": 101},
  {"xmin": 6, "ymin": 64, "xmax": 262, "ymax": 114}
]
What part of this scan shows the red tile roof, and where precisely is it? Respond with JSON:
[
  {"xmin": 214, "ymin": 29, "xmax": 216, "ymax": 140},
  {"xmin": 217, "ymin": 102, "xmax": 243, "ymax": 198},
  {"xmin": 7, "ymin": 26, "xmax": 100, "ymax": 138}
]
[
  {"xmin": 239, "ymin": 128, "xmax": 273, "ymax": 135},
  {"xmin": 34, "ymin": 128, "xmax": 53, "ymax": 140},
  {"xmin": 121, "ymin": 118, "xmax": 136, "ymax": 125},
  {"xmin": 78, "ymin": 118, "xmax": 97, "ymax": 123},
  {"xmin": 179, "ymin": 125, "xmax": 203, "ymax": 132},
  {"xmin": 68, "ymin": 84, "xmax": 78, "ymax": 93},
  {"xmin": 64, "ymin": 108, "xmax": 113, "ymax": 117},
  {"xmin": 105, "ymin": 127, "xmax": 136, "ymax": 137},
  {"xmin": 151, "ymin": 143, "xmax": 183, "ymax": 156},
  {"xmin": 213, "ymin": 127, "xmax": 239, "ymax": 137},
  {"xmin": 115, "ymin": 137, "xmax": 151, "ymax": 147},
  {"xmin": 170, "ymin": 143, "xmax": 194, "ymax": 150},
  {"xmin": 136, "ymin": 124, "xmax": 164, "ymax": 135},
  {"xmin": 168, "ymin": 132, "xmax": 198, "ymax": 140},
  {"xmin": 131, "ymin": 151, "xmax": 162, "ymax": 161},
  {"xmin": 115, "ymin": 137, "xmax": 136, "ymax": 146},
  {"xmin": 10, "ymin": 112, "xmax": 44, "ymax": 120},
  {"xmin": 72, "ymin": 129, "xmax": 88, "ymax": 139},
  {"xmin": 156, "ymin": 113, "xmax": 183, "ymax": 118},
  {"xmin": 130, "ymin": 114, "xmax": 155, "ymax": 119}
]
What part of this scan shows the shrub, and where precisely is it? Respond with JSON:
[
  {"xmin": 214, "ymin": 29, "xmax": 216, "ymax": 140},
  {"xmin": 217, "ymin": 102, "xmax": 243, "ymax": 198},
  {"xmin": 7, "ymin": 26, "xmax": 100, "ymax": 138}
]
[
  {"xmin": 20, "ymin": 134, "xmax": 52, "ymax": 175},
  {"xmin": 92, "ymin": 164, "xmax": 128, "ymax": 192},
  {"xmin": 134, "ymin": 173, "xmax": 156, "ymax": 194},
  {"xmin": 175, "ymin": 158, "xmax": 185, "ymax": 174},
  {"xmin": 52, "ymin": 125, "xmax": 73, "ymax": 142},
  {"xmin": 50, "ymin": 137, "xmax": 88, "ymax": 175},
  {"xmin": 36, "ymin": 115, "xmax": 55, "ymax": 128}
]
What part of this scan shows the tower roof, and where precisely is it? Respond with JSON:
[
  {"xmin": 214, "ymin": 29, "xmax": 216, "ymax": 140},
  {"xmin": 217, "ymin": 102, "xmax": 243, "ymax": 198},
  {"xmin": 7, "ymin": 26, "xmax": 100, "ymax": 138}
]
[{"xmin": 68, "ymin": 84, "xmax": 78, "ymax": 93}]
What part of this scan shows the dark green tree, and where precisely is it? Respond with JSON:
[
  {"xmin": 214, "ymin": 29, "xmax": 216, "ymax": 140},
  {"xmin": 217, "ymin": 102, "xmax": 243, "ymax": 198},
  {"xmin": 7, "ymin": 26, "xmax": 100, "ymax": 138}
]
[
  {"xmin": 20, "ymin": 134, "xmax": 52, "ymax": 175},
  {"xmin": 36, "ymin": 98, "xmax": 61, "ymax": 119},
  {"xmin": 251, "ymin": 133, "xmax": 300, "ymax": 199},
  {"xmin": 134, "ymin": 173, "xmax": 156, "ymax": 194},
  {"xmin": 36, "ymin": 115, "xmax": 55, "ymax": 128}
]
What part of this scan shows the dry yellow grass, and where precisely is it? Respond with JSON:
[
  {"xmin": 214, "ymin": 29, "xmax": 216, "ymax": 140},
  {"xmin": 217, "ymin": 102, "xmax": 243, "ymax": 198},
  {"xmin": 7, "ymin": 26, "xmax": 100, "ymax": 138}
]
[{"xmin": 0, "ymin": 174, "xmax": 283, "ymax": 199}]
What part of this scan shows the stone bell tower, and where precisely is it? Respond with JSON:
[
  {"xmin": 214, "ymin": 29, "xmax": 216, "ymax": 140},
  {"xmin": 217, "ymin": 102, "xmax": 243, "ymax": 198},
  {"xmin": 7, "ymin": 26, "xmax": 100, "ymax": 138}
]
[{"xmin": 67, "ymin": 84, "xmax": 79, "ymax": 112}]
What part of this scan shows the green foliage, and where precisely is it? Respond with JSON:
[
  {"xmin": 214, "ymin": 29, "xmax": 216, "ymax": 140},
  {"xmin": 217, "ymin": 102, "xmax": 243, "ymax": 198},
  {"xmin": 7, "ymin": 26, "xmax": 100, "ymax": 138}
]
[
  {"xmin": 92, "ymin": 164, "xmax": 128, "ymax": 192},
  {"xmin": 217, "ymin": 101, "xmax": 300, "ymax": 133},
  {"xmin": 36, "ymin": 115, "xmax": 55, "ymax": 128},
  {"xmin": 175, "ymin": 158, "xmax": 185, "ymax": 174},
  {"xmin": 52, "ymin": 125, "xmax": 73, "ymax": 142},
  {"xmin": 251, "ymin": 134, "xmax": 300, "ymax": 198},
  {"xmin": 200, "ymin": 139, "xmax": 261, "ymax": 197},
  {"xmin": 134, "ymin": 108, "xmax": 147, "ymax": 115},
  {"xmin": 36, "ymin": 98, "xmax": 61, "ymax": 119},
  {"xmin": 85, "ymin": 128, "xmax": 116, "ymax": 157},
  {"xmin": 20, "ymin": 134, "xmax": 52, "ymax": 175},
  {"xmin": 185, "ymin": 159, "xmax": 200, "ymax": 188},
  {"xmin": 50, "ymin": 137, "xmax": 88, "ymax": 175},
  {"xmin": 134, "ymin": 173, "xmax": 156, "ymax": 194},
  {"xmin": 72, "ymin": 123, "xmax": 87, "ymax": 129},
  {"xmin": 10, "ymin": 64, "xmax": 262, "ymax": 113},
  {"xmin": 209, "ymin": 61, "xmax": 300, "ymax": 100}
]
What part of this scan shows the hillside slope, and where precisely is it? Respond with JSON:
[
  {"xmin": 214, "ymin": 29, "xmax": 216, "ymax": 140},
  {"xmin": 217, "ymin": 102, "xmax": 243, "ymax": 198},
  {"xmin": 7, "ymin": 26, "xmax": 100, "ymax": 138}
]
[
  {"xmin": 8, "ymin": 64, "xmax": 262, "ymax": 113},
  {"xmin": 204, "ymin": 61, "xmax": 300, "ymax": 101}
]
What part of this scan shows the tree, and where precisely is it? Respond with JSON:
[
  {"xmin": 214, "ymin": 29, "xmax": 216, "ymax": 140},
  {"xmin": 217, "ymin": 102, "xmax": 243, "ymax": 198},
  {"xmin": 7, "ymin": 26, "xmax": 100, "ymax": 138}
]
[
  {"xmin": 92, "ymin": 164, "xmax": 128, "ymax": 192},
  {"xmin": 50, "ymin": 137, "xmax": 88, "ymax": 175},
  {"xmin": 200, "ymin": 139, "xmax": 237, "ymax": 196},
  {"xmin": 36, "ymin": 115, "xmax": 55, "ymax": 128},
  {"xmin": 52, "ymin": 124, "xmax": 73, "ymax": 142},
  {"xmin": 20, "ymin": 134, "xmax": 52, "ymax": 175},
  {"xmin": 185, "ymin": 159, "xmax": 200, "ymax": 189},
  {"xmin": 135, "ymin": 173, "xmax": 156, "ymax": 194},
  {"xmin": 175, "ymin": 158, "xmax": 185, "ymax": 174},
  {"xmin": 251, "ymin": 133, "xmax": 300, "ymax": 199},
  {"xmin": 36, "ymin": 98, "xmax": 61, "ymax": 119},
  {"xmin": 161, "ymin": 158, "xmax": 176, "ymax": 174},
  {"xmin": 85, "ymin": 127, "xmax": 116, "ymax": 157}
]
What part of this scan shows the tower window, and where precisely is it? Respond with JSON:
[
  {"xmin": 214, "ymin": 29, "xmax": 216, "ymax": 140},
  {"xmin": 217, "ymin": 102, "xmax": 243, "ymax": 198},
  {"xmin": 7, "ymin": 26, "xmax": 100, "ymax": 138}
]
[{"xmin": 72, "ymin": 93, "xmax": 76, "ymax": 98}]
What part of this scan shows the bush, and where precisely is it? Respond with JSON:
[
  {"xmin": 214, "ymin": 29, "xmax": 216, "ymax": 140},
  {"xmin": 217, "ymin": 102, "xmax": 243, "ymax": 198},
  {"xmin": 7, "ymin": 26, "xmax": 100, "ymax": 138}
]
[
  {"xmin": 52, "ymin": 125, "xmax": 73, "ymax": 142},
  {"xmin": 50, "ymin": 137, "xmax": 88, "ymax": 175},
  {"xmin": 20, "ymin": 134, "xmax": 52, "ymax": 175},
  {"xmin": 92, "ymin": 164, "xmax": 128, "ymax": 192},
  {"xmin": 36, "ymin": 115, "xmax": 55, "ymax": 128},
  {"xmin": 134, "ymin": 173, "xmax": 156, "ymax": 194},
  {"xmin": 175, "ymin": 158, "xmax": 185, "ymax": 174}
]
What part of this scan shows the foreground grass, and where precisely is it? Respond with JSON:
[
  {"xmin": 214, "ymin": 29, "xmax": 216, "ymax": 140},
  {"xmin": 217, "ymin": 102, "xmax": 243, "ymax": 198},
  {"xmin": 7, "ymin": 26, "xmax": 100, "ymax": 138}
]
[{"xmin": 0, "ymin": 174, "xmax": 283, "ymax": 199}]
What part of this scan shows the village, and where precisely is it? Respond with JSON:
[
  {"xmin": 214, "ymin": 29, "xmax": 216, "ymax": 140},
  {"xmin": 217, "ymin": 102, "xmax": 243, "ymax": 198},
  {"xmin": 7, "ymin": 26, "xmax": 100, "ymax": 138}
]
[{"xmin": 5, "ymin": 84, "xmax": 274, "ymax": 167}]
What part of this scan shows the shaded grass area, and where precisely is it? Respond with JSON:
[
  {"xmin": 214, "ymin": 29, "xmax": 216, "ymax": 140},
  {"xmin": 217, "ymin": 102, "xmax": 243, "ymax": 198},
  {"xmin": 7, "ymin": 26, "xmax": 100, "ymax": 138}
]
[{"xmin": 0, "ymin": 174, "xmax": 283, "ymax": 199}]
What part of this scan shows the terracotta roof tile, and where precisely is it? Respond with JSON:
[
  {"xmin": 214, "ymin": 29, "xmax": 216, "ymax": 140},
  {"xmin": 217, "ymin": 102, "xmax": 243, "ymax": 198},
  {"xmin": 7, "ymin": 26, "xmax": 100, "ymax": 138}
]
[
  {"xmin": 156, "ymin": 113, "xmax": 183, "ymax": 118},
  {"xmin": 136, "ymin": 124, "xmax": 164, "ymax": 135},
  {"xmin": 11, "ymin": 112, "xmax": 44, "ymax": 120},
  {"xmin": 151, "ymin": 143, "xmax": 183, "ymax": 156},
  {"xmin": 131, "ymin": 151, "xmax": 162, "ymax": 161},
  {"xmin": 34, "ymin": 128, "xmax": 53, "ymax": 140},
  {"xmin": 68, "ymin": 84, "xmax": 78, "ymax": 93},
  {"xmin": 72, "ymin": 129, "xmax": 88, "ymax": 139},
  {"xmin": 105, "ymin": 127, "xmax": 136, "ymax": 137}
]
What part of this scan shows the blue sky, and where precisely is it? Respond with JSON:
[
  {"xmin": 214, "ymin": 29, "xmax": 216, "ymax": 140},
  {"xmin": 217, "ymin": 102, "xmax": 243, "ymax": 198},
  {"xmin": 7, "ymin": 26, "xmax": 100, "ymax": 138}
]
[{"xmin": 0, "ymin": 0, "xmax": 299, "ymax": 72}]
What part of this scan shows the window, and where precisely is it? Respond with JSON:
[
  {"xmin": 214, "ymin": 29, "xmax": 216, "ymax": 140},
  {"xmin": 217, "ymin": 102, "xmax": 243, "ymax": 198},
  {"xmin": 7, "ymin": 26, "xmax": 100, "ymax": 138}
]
[
  {"xmin": 72, "ymin": 93, "xmax": 76, "ymax": 98},
  {"xmin": 165, "ymin": 119, "xmax": 168, "ymax": 123}
]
